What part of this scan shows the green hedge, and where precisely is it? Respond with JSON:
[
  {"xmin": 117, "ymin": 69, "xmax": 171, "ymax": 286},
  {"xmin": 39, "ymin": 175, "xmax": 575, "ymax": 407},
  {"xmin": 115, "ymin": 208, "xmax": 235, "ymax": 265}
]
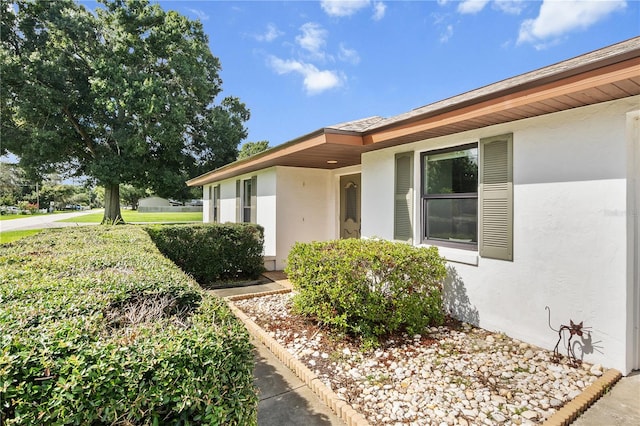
[
  {"xmin": 286, "ymin": 239, "xmax": 447, "ymax": 342},
  {"xmin": 0, "ymin": 226, "xmax": 257, "ymax": 425},
  {"xmin": 145, "ymin": 223, "xmax": 265, "ymax": 286}
]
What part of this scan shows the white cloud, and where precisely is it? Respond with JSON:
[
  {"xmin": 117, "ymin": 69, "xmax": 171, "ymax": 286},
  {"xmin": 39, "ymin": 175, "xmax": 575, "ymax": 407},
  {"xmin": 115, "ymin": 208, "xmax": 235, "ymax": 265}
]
[
  {"xmin": 321, "ymin": 0, "xmax": 370, "ymax": 17},
  {"xmin": 338, "ymin": 43, "xmax": 361, "ymax": 64},
  {"xmin": 187, "ymin": 8, "xmax": 209, "ymax": 21},
  {"xmin": 457, "ymin": 0, "xmax": 490, "ymax": 14},
  {"xmin": 372, "ymin": 1, "xmax": 386, "ymax": 20},
  {"xmin": 493, "ymin": 0, "xmax": 525, "ymax": 15},
  {"xmin": 268, "ymin": 56, "xmax": 344, "ymax": 95},
  {"xmin": 320, "ymin": 0, "xmax": 386, "ymax": 20},
  {"xmin": 296, "ymin": 22, "xmax": 328, "ymax": 59},
  {"xmin": 446, "ymin": 0, "xmax": 524, "ymax": 15},
  {"xmin": 256, "ymin": 23, "xmax": 283, "ymax": 42},
  {"xmin": 518, "ymin": 0, "xmax": 626, "ymax": 46},
  {"xmin": 440, "ymin": 24, "xmax": 454, "ymax": 43}
]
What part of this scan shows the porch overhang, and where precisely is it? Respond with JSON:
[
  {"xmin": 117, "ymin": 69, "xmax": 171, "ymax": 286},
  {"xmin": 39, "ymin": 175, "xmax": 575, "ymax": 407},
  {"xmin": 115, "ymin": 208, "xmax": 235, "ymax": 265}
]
[{"xmin": 187, "ymin": 130, "xmax": 364, "ymax": 186}]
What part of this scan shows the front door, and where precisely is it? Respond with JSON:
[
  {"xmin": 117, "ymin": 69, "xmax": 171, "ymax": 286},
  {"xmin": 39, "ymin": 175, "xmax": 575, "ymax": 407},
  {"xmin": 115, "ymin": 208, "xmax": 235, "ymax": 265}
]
[{"xmin": 340, "ymin": 174, "xmax": 361, "ymax": 239}]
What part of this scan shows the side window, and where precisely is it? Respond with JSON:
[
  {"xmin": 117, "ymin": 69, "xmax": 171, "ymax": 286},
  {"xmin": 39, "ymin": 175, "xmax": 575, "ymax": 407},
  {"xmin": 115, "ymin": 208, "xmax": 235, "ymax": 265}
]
[
  {"xmin": 421, "ymin": 144, "xmax": 478, "ymax": 248},
  {"xmin": 237, "ymin": 176, "xmax": 257, "ymax": 223},
  {"xmin": 242, "ymin": 179, "xmax": 252, "ymax": 223}
]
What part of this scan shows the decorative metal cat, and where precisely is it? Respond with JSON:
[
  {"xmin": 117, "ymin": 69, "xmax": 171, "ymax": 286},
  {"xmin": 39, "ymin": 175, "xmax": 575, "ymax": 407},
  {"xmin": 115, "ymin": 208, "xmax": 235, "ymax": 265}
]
[{"xmin": 546, "ymin": 306, "xmax": 590, "ymax": 367}]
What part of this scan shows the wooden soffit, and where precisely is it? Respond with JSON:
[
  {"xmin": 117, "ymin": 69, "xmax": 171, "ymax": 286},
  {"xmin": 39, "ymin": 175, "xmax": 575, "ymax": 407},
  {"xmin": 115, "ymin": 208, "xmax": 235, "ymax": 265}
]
[
  {"xmin": 362, "ymin": 56, "xmax": 640, "ymax": 149},
  {"xmin": 187, "ymin": 130, "xmax": 364, "ymax": 186}
]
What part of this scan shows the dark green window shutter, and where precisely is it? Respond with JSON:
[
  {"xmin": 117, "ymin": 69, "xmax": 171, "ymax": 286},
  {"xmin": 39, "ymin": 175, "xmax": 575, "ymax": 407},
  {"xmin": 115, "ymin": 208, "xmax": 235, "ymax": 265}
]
[
  {"xmin": 479, "ymin": 134, "xmax": 513, "ymax": 261},
  {"xmin": 235, "ymin": 179, "xmax": 241, "ymax": 223},
  {"xmin": 213, "ymin": 184, "xmax": 220, "ymax": 223},
  {"xmin": 250, "ymin": 175, "xmax": 257, "ymax": 223},
  {"xmin": 394, "ymin": 152, "xmax": 414, "ymax": 242},
  {"xmin": 207, "ymin": 186, "xmax": 213, "ymax": 223}
]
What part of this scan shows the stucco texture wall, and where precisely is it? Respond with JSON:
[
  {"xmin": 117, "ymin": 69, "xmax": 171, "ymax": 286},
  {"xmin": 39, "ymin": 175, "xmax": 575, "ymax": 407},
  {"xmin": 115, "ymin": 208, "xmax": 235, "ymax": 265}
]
[
  {"xmin": 361, "ymin": 97, "xmax": 639, "ymax": 373},
  {"xmin": 275, "ymin": 167, "xmax": 334, "ymax": 270}
]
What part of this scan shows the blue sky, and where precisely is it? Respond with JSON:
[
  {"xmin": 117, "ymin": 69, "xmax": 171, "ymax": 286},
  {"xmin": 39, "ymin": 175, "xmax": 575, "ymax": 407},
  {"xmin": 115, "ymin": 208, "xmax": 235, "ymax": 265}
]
[
  {"xmin": 159, "ymin": 0, "xmax": 638, "ymax": 149},
  {"xmin": 14, "ymin": 0, "xmax": 640, "ymax": 153}
]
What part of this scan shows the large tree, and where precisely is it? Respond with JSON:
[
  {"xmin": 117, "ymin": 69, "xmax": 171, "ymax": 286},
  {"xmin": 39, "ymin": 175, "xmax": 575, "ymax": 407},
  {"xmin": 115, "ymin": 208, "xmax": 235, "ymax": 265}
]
[
  {"xmin": 238, "ymin": 140, "xmax": 270, "ymax": 160},
  {"xmin": 0, "ymin": 0, "xmax": 249, "ymax": 223}
]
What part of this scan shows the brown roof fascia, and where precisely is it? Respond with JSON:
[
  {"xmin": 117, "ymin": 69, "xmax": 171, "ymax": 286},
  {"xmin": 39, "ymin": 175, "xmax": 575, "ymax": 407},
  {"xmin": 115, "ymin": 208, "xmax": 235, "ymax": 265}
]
[
  {"xmin": 186, "ymin": 128, "xmax": 366, "ymax": 186},
  {"xmin": 363, "ymin": 36, "xmax": 640, "ymax": 144},
  {"xmin": 363, "ymin": 56, "xmax": 640, "ymax": 146},
  {"xmin": 187, "ymin": 129, "xmax": 326, "ymax": 186}
]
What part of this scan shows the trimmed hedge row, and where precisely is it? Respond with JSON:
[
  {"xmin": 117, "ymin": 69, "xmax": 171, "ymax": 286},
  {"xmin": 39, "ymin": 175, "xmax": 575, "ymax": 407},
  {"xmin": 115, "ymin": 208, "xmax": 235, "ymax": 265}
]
[
  {"xmin": 286, "ymin": 239, "xmax": 447, "ymax": 343},
  {"xmin": 0, "ymin": 226, "xmax": 257, "ymax": 425},
  {"xmin": 145, "ymin": 223, "xmax": 265, "ymax": 286}
]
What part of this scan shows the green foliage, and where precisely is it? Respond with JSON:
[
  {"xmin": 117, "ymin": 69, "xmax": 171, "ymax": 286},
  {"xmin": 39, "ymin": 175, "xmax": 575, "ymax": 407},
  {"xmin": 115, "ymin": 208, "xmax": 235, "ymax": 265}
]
[
  {"xmin": 0, "ymin": 163, "xmax": 27, "ymax": 206},
  {"xmin": 238, "ymin": 141, "xmax": 270, "ymax": 160},
  {"xmin": 0, "ymin": 0, "xmax": 249, "ymax": 221},
  {"xmin": 145, "ymin": 223, "xmax": 265, "ymax": 285},
  {"xmin": 119, "ymin": 184, "xmax": 150, "ymax": 209},
  {"xmin": 38, "ymin": 183, "xmax": 90, "ymax": 210},
  {"xmin": 286, "ymin": 239, "xmax": 447, "ymax": 342},
  {"xmin": 0, "ymin": 226, "xmax": 257, "ymax": 425},
  {"xmin": 0, "ymin": 229, "xmax": 42, "ymax": 244}
]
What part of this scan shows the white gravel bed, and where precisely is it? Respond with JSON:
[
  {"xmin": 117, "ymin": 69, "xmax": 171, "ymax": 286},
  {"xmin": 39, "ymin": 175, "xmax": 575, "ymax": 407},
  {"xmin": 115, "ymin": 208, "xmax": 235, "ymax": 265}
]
[{"xmin": 235, "ymin": 293, "xmax": 604, "ymax": 426}]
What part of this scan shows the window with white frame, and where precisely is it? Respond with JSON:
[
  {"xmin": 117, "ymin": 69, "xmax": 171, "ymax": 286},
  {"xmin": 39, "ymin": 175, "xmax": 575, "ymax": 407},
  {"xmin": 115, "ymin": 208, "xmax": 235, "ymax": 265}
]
[
  {"xmin": 236, "ymin": 176, "xmax": 257, "ymax": 223},
  {"xmin": 421, "ymin": 144, "xmax": 478, "ymax": 248},
  {"xmin": 242, "ymin": 178, "xmax": 252, "ymax": 223},
  {"xmin": 419, "ymin": 134, "xmax": 513, "ymax": 260}
]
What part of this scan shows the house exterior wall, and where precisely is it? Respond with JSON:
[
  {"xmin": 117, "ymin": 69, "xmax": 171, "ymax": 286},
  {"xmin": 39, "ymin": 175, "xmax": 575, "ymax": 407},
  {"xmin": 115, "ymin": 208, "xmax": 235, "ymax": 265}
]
[
  {"xmin": 203, "ymin": 186, "xmax": 212, "ymax": 222},
  {"xmin": 274, "ymin": 166, "xmax": 335, "ymax": 270},
  {"xmin": 361, "ymin": 97, "xmax": 639, "ymax": 373},
  {"xmin": 204, "ymin": 168, "xmax": 278, "ymax": 260}
]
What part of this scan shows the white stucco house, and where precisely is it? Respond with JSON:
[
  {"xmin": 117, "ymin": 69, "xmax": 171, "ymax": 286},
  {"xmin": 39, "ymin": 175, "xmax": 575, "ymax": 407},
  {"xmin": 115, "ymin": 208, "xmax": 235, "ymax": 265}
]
[{"xmin": 188, "ymin": 38, "xmax": 640, "ymax": 374}]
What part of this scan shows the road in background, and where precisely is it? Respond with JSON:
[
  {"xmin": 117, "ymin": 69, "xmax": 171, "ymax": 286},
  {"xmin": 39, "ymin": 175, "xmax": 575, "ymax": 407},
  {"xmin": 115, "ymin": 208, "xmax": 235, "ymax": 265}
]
[{"xmin": 0, "ymin": 209, "xmax": 103, "ymax": 232}]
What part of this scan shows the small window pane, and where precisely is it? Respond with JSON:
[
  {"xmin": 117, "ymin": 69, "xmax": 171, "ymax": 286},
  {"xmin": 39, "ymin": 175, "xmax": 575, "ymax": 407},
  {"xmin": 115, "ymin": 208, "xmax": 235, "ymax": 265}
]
[
  {"xmin": 425, "ymin": 147, "xmax": 478, "ymax": 194},
  {"xmin": 243, "ymin": 180, "xmax": 252, "ymax": 206},
  {"xmin": 243, "ymin": 179, "xmax": 252, "ymax": 223},
  {"xmin": 345, "ymin": 183, "xmax": 357, "ymax": 222},
  {"xmin": 426, "ymin": 198, "xmax": 477, "ymax": 243}
]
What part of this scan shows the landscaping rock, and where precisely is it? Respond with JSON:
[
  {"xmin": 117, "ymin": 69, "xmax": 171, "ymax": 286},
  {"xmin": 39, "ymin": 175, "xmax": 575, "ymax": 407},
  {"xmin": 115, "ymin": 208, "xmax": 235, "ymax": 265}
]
[{"xmin": 235, "ymin": 293, "xmax": 600, "ymax": 425}]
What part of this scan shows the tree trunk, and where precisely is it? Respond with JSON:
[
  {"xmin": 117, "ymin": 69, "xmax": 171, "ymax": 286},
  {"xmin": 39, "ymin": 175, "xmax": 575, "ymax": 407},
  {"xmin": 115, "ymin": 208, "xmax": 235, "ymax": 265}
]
[{"xmin": 103, "ymin": 183, "xmax": 124, "ymax": 224}]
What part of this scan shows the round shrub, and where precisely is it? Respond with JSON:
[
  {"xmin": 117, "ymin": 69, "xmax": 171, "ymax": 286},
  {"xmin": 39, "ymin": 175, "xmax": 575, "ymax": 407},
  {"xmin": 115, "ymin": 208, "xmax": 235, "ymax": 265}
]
[
  {"xmin": 285, "ymin": 239, "xmax": 447, "ymax": 342},
  {"xmin": 145, "ymin": 223, "xmax": 265, "ymax": 285},
  {"xmin": 0, "ymin": 226, "xmax": 257, "ymax": 425}
]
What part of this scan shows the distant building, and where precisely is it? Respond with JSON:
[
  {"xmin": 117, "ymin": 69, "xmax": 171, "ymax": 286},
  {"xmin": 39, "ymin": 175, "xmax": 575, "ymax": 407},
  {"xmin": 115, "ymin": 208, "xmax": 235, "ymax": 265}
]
[
  {"xmin": 138, "ymin": 196, "xmax": 171, "ymax": 209},
  {"xmin": 138, "ymin": 196, "xmax": 201, "ymax": 213}
]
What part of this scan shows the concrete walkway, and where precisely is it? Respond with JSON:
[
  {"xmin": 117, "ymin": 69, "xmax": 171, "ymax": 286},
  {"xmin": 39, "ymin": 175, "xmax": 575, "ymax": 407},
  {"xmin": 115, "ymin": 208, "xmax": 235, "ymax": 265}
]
[
  {"xmin": 572, "ymin": 370, "xmax": 640, "ymax": 425},
  {"xmin": 211, "ymin": 279, "xmax": 345, "ymax": 426},
  {"xmin": 0, "ymin": 209, "xmax": 101, "ymax": 232}
]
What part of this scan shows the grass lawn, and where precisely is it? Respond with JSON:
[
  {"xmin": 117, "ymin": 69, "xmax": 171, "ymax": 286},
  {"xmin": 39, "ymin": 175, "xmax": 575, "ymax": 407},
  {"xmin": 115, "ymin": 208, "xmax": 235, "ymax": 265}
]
[
  {"xmin": 0, "ymin": 229, "xmax": 42, "ymax": 244},
  {"xmin": 0, "ymin": 213, "xmax": 47, "ymax": 221},
  {"xmin": 58, "ymin": 210, "xmax": 203, "ymax": 223}
]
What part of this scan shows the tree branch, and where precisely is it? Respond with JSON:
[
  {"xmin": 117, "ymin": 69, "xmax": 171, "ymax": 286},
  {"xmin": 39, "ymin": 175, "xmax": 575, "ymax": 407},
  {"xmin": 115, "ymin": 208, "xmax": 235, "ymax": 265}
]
[{"xmin": 61, "ymin": 106, "xmax": 96, "ymax": 158}]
